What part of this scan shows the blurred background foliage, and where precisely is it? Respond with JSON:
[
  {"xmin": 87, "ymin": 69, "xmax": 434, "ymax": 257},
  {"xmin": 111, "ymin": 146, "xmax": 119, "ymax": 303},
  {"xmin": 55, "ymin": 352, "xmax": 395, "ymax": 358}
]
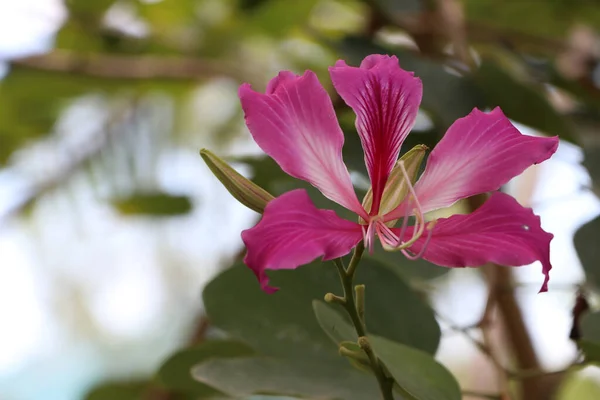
[{"xmin": 3, "ymin": 0, "xmax": 600, "ymax": 399}]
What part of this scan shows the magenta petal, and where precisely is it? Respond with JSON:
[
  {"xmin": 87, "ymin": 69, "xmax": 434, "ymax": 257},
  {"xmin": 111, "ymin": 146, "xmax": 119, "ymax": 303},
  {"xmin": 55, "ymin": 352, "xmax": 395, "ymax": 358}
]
[
  {"xmin": 329, "ymin": 55, "xmax": 422, "ymax": 215},
  {"xmin": 386, "ymin": 108, "xmax": 559, "ymax": 220},
  {"xmin": 396, "ymin": 192, "xmax": 553, "ymax": 292},
  {"xmin": 239, "ymin": 71, "xmax": 367, "ymax": 219},
  {"xmin": 241, "ymin": 189, "xmax": 363, "ymax": 293}
]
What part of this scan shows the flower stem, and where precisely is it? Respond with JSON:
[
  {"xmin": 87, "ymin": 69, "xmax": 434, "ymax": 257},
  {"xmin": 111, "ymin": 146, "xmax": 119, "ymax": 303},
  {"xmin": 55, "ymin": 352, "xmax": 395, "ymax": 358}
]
[{"xmin": 332, "ymin": 242, "xmax": 395, "ymax": 400}]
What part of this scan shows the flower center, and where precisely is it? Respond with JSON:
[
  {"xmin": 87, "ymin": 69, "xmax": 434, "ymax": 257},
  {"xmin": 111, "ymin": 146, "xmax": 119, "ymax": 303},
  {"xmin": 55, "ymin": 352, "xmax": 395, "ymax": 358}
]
[{"xmin": 362, "ymin": 159, "xmax": 436, "ymax": 259}]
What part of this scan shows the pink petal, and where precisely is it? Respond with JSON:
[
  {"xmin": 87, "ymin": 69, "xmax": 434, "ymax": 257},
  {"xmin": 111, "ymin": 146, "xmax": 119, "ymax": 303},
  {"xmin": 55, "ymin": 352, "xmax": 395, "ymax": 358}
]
[
  {"xmin": 385, "ymin": 107, "xmax": 558, "ymax": 220},
  {"xmin": 396, "ymin": 192, "xmax": 553, "ymax": 292},
  {"xmin": 242, "ymin": 189, "xmax": 363, "ymax": 293},
  {"xmin": 329, "ymin": 55, "xmax": 423, "ymax": 215},
  {"xmin": 239, "ymin": 71, "xmax": 367, "ymax": 219}
]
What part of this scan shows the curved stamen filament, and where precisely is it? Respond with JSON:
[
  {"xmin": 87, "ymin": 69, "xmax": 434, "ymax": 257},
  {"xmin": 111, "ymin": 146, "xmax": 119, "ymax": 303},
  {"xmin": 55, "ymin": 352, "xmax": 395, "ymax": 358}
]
[
  {"xmin": 375, "ymin": 160, "xmax": 427, "ymax": 250},
  {"xmin": 364, "ymin": 223, "xmax": 376, "ymax": 254},
  {"xmin": 395, "ymin": 194, "xmax": 413, "ymax": 246},
  {"xmin": 401, "ymin": 221, "xmax": 436, "ymax": 260}
]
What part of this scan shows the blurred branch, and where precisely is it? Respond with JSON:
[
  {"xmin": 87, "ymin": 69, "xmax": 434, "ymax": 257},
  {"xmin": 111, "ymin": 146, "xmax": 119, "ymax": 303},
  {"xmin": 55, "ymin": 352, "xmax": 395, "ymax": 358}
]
[
  {"xmin": 461, "ymin": 390, "xmax": 502, "ymax": 400},
  {"xmin": 365, "ymin": 0, "xmax": 566, "ymax": 56},
  {"xmin": 469, "ymin": 194, "xmax": 564, "ymax": 400},
  {"xmin": 0, "ymin": 106, "xmax": 131, "ymax": 225},
  {"xmin": 10, "ymin": 50, "xmax": 242, "ymax": 81}
]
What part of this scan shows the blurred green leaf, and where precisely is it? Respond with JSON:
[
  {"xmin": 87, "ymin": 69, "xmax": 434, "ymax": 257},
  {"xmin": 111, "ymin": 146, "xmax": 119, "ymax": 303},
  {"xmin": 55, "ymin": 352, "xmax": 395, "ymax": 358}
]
[
  {"xmin": 582, "ymin": 146, "xmax": 600, "ymax": 197},
  {"xmin": 369, "ymin": 248, "xmax": 450, "ymax": 281},
  {"xmin": 203, "ymin": 258, "xmax": 440, "ymax": 357},
  {"xmin": 0, "ymin": 68, "xmax": 89, "ymax": 164},
  {"xmin": 244, "ymin": 0, "xmax": 320, "ymax": 36},
  {"xmin": 579, "ymin": 340, "xmax": 600, "ymax": 364},
  {"xmin": 84, "ymin": 380, "xmax": 149, "ymax": 400},
  {"xmin": 192, "ymin": 356, "xmax": 379, "ymax": 399},
  {"xmin": 66, "ymin": 0, "xmax": 116, "ymax": 15},
  {"xmin": 312, "ymin": 300, "xmax": 358, "ymax": 343},
  {"xmin": 474, "ymin": 62, "xmax": 575, "ymax": 141},
  {"xmin": 370, "ymin": 0, "xmax": 423, "ymax": 14},
  {"xmin": 580, "ymin": 311, "xmax": 600, "ymax": 363},
  {"xmin": 464, "ymin": 0, "xmax": 600, "ymax": 40},
  {"xmin": 158, "ymin": 339, "xmax": 254, "ymax": 396},
  {"xmin": 201, "ymin": 261, "xmax": 430, "ymax": 398},
  {"xmin": 312, "ymin": 301, "xmax": 460, "ymax": 400},
  {"xmin": 112, "ymin": 192, "xmax": 193, "ymax": 216},
  {"xmin": 370, "ymin": 335, "xmax": 462, "ymax": 400},
  {"xmin": 574, "ymin": 216, "xmax": 600, "ymax": 289}
]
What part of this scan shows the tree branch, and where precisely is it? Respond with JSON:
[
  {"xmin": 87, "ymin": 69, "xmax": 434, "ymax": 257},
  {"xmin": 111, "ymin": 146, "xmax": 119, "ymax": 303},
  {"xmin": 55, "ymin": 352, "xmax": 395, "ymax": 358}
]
[
  {"xmin": 10, "ymin": 50, "xmax": 242, "ymax": 81},
  {"xmin": 469, "ymin": 194, "xmax": 564, "ymax": 400}
]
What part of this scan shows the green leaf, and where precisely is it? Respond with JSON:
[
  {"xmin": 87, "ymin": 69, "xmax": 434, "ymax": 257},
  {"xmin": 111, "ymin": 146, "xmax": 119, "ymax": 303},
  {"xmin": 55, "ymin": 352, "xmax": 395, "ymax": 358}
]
[
  {"xmin": 312, "ymin": 301, "xmax": 461, "ymax": 400},
  {"xmin": 474, "ymin": 62, "xmax": 575, "ymax": 140},
  {"xmin": 370, "ymin": 335, "xmax": 462, "ymax": 400},
  {"xmin": 84, "ymin": 380, "xmax": 149, "ymax": 400},
  {"xmin": 111, "ymin": 192, "xmax": 193, "ymax": 217},
  {"xmin": 579, "ymin": 312, "xmax": 600, "ymax": 363},
  {"xmin": 312, "ymin": 300, "xmax": 357, "ymax": 344},
  {"xmin": 158, "ymin": 340, "xmax": 254, "ymax": 396},
  {"xmin": 574, "ymin": 216, "xmax": 600, "ymax": 289},
  {"xmin": 464, "ymin": 0, "xmax": 600, "ymax": 40},
  {"xmin": 66, "ymin": 0, "xmax": 116, "ymax": 15},
  {"xmin": 200, "ymin": 258, "xmax": 439, "ymax": 399},
  {"xmin": 579, "ymin": 340, "xmax": 600, "ymax": 364},
  {"xmin": 369, "ymin": 249, "xmax": 450, "ymax": 281},
  {"xmin": 371, "ymin": 0, "xmax": 424, "ymax": 14},
  {"xmin": 244, "ymin": 0, "xmax": 320, "ymax": 36},
  {"xmin": 582, "ymin": 146, "xmax": 600, "ymax": 197},
  {"xmin": 203, "ymin": 258, "xmax": 440, "ymax": 357},
  {"xmin": 192, "ymin": 356, "xmax": 379, "ymax": 399}
]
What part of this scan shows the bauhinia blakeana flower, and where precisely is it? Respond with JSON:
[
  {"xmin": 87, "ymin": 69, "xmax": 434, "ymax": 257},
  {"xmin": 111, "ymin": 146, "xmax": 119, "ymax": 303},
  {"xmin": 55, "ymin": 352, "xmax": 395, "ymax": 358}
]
[{"xmin": 237, "ymin": 54, "xmax": 558, "ymax": 294}]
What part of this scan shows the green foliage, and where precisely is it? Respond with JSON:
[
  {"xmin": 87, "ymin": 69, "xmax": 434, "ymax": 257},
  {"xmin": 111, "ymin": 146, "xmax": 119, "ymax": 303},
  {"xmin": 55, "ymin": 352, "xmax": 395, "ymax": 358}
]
[
  {"xmin": 473, "ymin": 62, "xmax": 576, "ymax": 140},
  {"xmin": 203, "ymin": 259, "xmax": 440, "ymax": 355},
  {"xmin": 158, "ymin": 340, "xmax": 254, "ymax": 396},
  {"xmin": 243, "ymin": 0, "xmax": 321, "ymax": 36},
  {"xmin": 0, "ymin": 69, "xmax": 88, "ymax": 164},
  {"xmin": 574, "ymin": 216, "xmax": 600, "ymax": 289},
  {"xmin": 192, "ymin": 356, "xmax": 380, "ymax": 399},
  {"xmin": 84, "ymin": 380, "xmax": 149, "ymax": 400},
  {"xmin": 371, "ymin": 335, "xmax": 461, "ymax": 400},
  {"xmin": 194, "ymin": 259, "xmax": 441, "ymax": 398},
  {"xmin": 313, "ymin": 301, "xmax": 461, "ymax": 400},
  {"xmin": 464, "ymin": 0, "xmax": 600, "ymax": 39},
  {"xmin": 580, "ymin": 311, "xmax": 600, "ymax": 363},
  {"xmin": 111, "ymin": 192, "xmax": 193, "ymax": 216}
]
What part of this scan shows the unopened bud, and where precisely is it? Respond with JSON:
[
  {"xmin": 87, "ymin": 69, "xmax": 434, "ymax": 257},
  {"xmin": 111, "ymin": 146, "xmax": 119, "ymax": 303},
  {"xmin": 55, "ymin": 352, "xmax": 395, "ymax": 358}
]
[
  {"xmin": 200, "ymin": 149, "xmax": 274, "ymax": 214},
  {"xmin": 339, "ymin": 341, "xmax": 372, "ymax": 373},
  {"xmin": 324, "ymin": 292, "xmax": 345, "ymax": 305},
  {"xmin": 357, "ymin": 336, "xmax": 372, "ymax": 352}
]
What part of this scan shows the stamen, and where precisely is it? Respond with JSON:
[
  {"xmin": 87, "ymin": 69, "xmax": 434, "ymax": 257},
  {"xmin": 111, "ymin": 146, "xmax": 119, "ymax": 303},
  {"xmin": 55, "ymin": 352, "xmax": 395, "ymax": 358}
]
[
  {"xmin": 364, "ymin": 221, "xmax": 377, "ymax": 254},
  {"xmin": 401, "ymin": 221, "xmax": 436, "ymax": 260},
  {"xmin": 395, "ymin": 194, "xmax": 413, "ymax": 246},
  {"xmin": 380, "ymin": 160, "xmax": 427, "ymax": 251},
  {"xmin": 376, "ymin": 221, "xmax": 399, "ymax": 247}
]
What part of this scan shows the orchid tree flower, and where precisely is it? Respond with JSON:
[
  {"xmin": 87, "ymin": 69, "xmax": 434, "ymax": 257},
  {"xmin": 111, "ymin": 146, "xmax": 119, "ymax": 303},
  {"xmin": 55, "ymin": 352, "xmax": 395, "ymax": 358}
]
[{"xmin": 238, "ymin": 54, "xmax": 558, "ymax": 294}]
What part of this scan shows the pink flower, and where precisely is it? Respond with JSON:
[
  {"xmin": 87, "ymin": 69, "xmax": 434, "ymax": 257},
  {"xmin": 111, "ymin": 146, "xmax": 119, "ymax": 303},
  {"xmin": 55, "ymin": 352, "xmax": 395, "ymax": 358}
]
[{"xmin": 239, "ymin": 55, "xmax": 558, "ymax": 294}]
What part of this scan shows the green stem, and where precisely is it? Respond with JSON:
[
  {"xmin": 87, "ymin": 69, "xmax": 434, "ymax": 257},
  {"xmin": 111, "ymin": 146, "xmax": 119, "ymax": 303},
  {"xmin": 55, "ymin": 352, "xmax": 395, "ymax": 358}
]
[{"xmin": 332, "ymin": 243, "xmax": 395, "ymax": 400}]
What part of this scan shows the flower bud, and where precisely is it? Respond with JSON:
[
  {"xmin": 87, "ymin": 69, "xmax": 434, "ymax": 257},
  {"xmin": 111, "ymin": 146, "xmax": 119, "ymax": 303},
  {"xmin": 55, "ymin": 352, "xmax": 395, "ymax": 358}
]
[{"xmin": 200, "ymin": 149, "xmax": 274, "ymax": 213}]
